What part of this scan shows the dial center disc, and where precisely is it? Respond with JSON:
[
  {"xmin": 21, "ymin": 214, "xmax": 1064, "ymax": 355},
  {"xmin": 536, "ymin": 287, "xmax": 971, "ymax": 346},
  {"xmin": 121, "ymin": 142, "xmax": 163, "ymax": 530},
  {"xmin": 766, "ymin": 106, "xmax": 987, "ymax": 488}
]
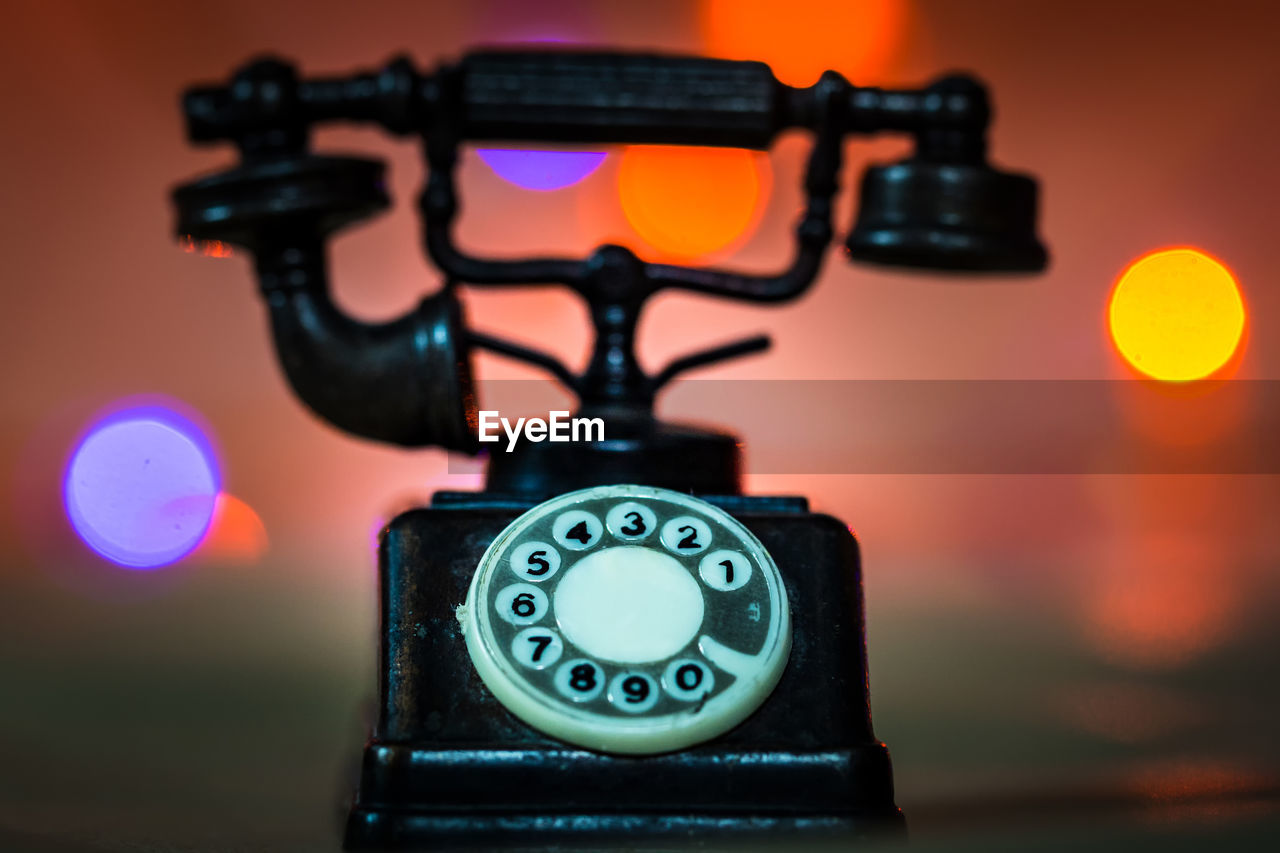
[{"xmin": 553, "ymin": 546, "xmax": 705, "ymax": 664}]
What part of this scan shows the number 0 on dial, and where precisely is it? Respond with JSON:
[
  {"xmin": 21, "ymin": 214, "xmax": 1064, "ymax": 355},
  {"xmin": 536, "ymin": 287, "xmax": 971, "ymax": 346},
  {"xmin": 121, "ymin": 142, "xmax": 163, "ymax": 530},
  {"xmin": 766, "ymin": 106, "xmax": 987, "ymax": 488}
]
[{"xmin": 460, "ymin": 484, "xmax": 791, "ymax": 755}]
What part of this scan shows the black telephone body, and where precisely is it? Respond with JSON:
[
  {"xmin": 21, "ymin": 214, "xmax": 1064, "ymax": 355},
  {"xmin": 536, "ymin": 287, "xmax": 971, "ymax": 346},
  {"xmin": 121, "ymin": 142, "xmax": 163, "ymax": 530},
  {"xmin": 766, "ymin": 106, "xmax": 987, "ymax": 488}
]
[{"xmin": 172, "ymin": 48, "xmax": 1046, "ymax": 848}]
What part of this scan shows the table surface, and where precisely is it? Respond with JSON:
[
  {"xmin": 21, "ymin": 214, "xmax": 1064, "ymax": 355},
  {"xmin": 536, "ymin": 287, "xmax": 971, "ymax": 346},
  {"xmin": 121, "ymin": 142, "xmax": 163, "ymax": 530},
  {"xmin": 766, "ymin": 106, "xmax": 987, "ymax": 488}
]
[{"xmin": 3, "ymin": 550, "xmax": 1278, "ymax": 852}]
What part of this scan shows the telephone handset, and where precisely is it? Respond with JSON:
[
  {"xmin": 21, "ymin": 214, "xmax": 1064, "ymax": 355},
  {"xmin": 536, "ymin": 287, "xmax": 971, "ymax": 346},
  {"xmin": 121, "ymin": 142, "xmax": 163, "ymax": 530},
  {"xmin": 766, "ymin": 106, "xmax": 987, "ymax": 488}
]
[{"xmin": 172, "ymin": 48, "xmax": 1046, "ymax": 848}]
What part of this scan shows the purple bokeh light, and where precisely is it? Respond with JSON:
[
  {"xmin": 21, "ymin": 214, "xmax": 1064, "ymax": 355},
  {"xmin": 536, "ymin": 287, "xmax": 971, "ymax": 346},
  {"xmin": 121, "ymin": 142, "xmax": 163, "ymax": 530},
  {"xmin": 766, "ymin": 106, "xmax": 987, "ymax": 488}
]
[
  {"xmin": 63, "ymin": 403, "xmax": 221, "ymax": 569},
  {"xmin": 476, "ymin": 149, "xmax": 607, "ymax": 191}
]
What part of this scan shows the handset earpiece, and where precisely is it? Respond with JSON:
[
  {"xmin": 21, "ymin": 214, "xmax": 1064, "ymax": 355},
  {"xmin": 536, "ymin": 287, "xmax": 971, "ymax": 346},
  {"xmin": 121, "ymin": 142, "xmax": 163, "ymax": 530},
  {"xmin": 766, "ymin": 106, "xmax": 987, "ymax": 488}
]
[
  {"xmin": 172, "ymin": 153, "xmax": 388, "ymax": 248},
  {"xmin": 845, "ymin": 158, "xmax": 1047, "ymax": 273},
  {"xmin": 173, "ymin": 146, "xmax": 479, "ymax": 452},
  {"xmin": 845, "ymin": 75, "xmax": 1048, "ymax": 273}
]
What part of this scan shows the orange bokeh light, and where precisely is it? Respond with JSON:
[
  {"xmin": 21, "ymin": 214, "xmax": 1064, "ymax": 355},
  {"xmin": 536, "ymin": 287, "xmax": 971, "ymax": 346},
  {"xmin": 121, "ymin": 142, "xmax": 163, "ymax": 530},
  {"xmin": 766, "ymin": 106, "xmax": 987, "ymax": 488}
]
[
  {"xmin": 195, "ymin": 492, "xmax": 269, "ymax": 564},
  {"xmin": 616, "ymin": 146, "xmax": 769, "ymax": 260},
  {"xmin": 179, "ymin": 235, "xmax": 234, "ymax": 258},
  {"xmin": 1108, "ymin": 247, "xmax": 1246, "ymax": 382},
  {"xmin": 700, "ymin": 0, "xmax": 909, "ymax": 87},
  {"xmin": 1083, "ymin": 533, "xmax": 1236, "ymax": 669},
  {"xmin": 1113, "ymin": 376, "xmax": 1251, "ymax": 448}
]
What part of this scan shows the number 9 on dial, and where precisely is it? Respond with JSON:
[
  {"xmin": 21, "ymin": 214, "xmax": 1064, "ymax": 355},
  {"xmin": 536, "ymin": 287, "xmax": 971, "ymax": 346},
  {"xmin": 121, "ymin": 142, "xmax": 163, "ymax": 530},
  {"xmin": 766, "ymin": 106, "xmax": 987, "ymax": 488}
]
[{"xmin": 607, "ymin": 671, "xmax": 660, "ymax": 713}]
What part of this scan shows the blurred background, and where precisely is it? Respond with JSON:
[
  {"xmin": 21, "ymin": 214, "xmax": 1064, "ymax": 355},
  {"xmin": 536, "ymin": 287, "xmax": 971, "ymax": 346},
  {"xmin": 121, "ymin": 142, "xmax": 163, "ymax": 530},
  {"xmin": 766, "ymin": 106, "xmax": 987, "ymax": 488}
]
[{"xmin": 2, "ymin": 0, "xmax": 1278, "ymax": 849}]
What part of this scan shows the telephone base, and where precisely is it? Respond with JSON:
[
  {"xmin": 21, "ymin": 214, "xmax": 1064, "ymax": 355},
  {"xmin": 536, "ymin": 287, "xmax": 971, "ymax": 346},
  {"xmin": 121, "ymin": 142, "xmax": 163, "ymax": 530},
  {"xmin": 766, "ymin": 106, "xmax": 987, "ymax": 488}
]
[
  {"xmin": 346, "ymin": 804, "xmax": 903, "ymax": 850},
  {"xmin": 344, "ymin": 493, "xmax": 902, "ymax": 848},
  {"xmin": 344, "ymin": 741, "xmax": 901, "ymax": 849}
]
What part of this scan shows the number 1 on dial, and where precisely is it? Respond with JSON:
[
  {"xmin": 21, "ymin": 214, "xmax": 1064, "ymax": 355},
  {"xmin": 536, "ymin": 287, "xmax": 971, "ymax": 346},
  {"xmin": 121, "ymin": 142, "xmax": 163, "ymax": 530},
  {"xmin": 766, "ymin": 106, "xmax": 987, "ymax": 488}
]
[{"xmin": 698, "ymin": 549, "xmax": 751, "ymax": 591}]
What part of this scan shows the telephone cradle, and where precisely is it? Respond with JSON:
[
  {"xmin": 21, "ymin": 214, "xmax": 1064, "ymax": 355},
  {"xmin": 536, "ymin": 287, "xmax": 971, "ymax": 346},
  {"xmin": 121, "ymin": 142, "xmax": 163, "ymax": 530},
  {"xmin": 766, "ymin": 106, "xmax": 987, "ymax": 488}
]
[{"xmin": 171, "ymin": 47, "xmax": 1045, "ymax": 849}]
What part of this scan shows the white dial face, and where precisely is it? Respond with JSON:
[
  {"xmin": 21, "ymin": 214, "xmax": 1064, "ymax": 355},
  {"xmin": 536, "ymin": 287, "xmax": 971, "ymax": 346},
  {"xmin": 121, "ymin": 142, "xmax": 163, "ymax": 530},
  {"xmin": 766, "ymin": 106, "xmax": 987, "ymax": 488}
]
[{"xmin": 460, "ymin": 484, "xmax": 791, "ymax": 755}]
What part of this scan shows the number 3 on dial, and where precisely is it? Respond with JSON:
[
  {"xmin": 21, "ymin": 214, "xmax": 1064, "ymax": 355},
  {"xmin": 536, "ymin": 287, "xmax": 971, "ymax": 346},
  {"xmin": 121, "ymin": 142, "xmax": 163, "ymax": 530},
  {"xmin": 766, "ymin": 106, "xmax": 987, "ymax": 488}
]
[{"xmin": 606, "ymin": 502, "xmax": 657, "ymax": 541}]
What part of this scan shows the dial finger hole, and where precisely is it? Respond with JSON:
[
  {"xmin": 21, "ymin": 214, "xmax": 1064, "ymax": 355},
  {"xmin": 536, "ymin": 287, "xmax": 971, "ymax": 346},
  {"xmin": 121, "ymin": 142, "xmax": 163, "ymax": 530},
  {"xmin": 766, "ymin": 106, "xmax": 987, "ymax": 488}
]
[
  {"xmin": 511, "ymin": 627, "xmax": 564, "ymax": 670},
  {"xmin": 663, "ymin": 658, "xmax": 715, "ymax": 702},
  {"xmin": 509, "ymin": 541, "xmax": 561, "ymax": 582},
  {"xmin": 605, "ymin": 502, "xmax": 658, "ymax": 541},
  {"xmin": 553, "ymin": 510, "xmax": 603, "ymax": 551},
  {"xmin": 607, "ymin": 671, "xmax": 660, "ymax": 713},
  {"xmin": 660, "ymin": 516, "xmax": 712, "ymax": 555},
  {"xmin": 495, "ymin": 583, "xmax": 549, "ymax": 626},
  {"xmin": 698, "ymin": 549, "xmax": 752, "ymax": 592},
  {"xmin": 554, "ymin": 658, "xmax": 605, "ymax": 702}
]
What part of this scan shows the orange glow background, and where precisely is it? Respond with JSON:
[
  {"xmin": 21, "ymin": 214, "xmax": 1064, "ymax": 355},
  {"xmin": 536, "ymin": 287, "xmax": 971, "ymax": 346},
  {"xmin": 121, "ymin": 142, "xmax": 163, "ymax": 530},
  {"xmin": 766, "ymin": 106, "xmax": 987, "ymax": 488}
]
[{"xmin": 1, "ymin": 0, "xmax": 1278, "ymax": 847}]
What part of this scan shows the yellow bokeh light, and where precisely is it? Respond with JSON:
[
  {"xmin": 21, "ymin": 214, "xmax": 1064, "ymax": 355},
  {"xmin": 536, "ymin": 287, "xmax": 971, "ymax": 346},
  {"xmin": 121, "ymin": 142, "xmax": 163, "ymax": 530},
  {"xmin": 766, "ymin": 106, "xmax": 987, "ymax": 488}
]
[
  {"xmin": 617, "ymin": 146, "xmax": 768, "ymax": 259},
  {"xmin": 700, "ymin": 0, "xmax": 908, "ymax": 87},
  {"xmin": 1108, "ymin": 248, "xmax": 1245, "ymax": 382}
]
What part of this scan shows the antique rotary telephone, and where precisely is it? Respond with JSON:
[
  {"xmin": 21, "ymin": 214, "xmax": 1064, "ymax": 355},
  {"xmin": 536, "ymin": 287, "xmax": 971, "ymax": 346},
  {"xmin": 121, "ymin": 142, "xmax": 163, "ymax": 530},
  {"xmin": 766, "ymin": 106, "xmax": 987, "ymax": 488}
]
[{"xmin": 172, "ymin": 49, "xmax": 1046, "ymax": 848}]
